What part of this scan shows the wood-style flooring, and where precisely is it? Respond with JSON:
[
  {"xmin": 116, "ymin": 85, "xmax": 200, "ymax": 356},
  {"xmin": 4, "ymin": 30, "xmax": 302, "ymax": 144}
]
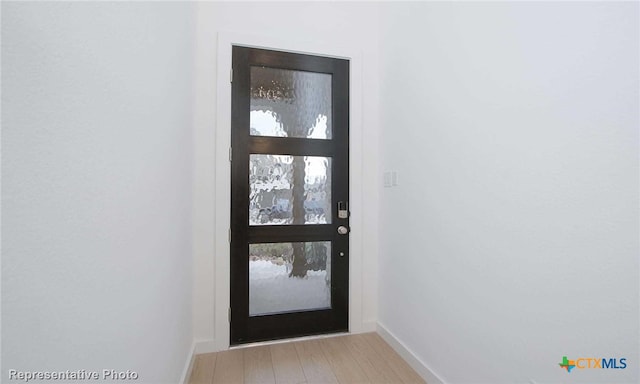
[{"xmin": 188, "ymin": 332, "xmax": 425, "ymax": 384}]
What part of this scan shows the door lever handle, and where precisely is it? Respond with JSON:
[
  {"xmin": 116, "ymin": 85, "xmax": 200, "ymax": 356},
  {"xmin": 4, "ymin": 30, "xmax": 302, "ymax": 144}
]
[{"xmin": 337, "ymin": 226, "xmax": 349, "ymax": 235}]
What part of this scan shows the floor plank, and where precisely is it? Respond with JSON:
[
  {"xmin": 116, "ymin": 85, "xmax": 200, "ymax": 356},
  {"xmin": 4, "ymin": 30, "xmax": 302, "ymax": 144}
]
[
  {"xmin": 319, "ymin": 337, "xmax": 369, "ymax": 384},
  {"xmin": 341, "ymin": 334, "xmax": 403, "ymax": 384},
  {"xmin": 213, "ymin": 349, "xmax": 244, "ymax": 384},
  {"xmin": 188, "ymin": 333, "xmax": 425, "ymax": 384},
  {"xmin": 244, "ymin": 345, "xmax": 275, "ymax": 384},
  {"xmin": 362, "ymin": 333, "xmax": 425, "ymax": 384},
  {"xmin": 189, "ymin": 353, "xmax": 216, "ymax": 384},
  {"xmin": 270, "ymin": 343, "xmax": 307, "ymax": 384},
  {"xmin": 294, "ymin": 340, "xmax": 339, "ymax": 384}
]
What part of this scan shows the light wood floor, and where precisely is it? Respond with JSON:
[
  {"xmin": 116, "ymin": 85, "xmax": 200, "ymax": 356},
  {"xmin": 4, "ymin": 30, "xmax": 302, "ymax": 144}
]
[{"xmin": 188, "ymin": 332, "xmax": 425, "ymax": 384}]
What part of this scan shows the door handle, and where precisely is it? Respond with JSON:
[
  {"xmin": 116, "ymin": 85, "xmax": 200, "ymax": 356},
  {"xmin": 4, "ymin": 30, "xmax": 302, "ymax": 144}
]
[{"xmin": 337, "ymin": 226, "xmax": 349, "ymax": 235}]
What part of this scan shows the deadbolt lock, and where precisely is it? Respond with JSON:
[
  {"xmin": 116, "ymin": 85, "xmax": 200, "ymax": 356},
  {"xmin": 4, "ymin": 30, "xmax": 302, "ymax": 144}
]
[{"xmin": 338, "ymin": 201, "xmax": 349, "ymax": 219}]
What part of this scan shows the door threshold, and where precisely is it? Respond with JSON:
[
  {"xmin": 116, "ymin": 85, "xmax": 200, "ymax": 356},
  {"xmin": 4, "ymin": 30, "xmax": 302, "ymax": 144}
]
[{"xmin": 229, "ymin": 331, "xmax": 351, "ymax": 350}]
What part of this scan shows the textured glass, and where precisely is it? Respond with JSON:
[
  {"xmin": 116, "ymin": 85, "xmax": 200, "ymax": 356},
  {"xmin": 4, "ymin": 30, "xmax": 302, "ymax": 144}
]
[
  {"xmin": 249, "ymin": 155, "xmax": 331, "ymax": 225},
  {"xmin": 249, "ymin": 242, "xmax": 331, "ymax": 316},
  {"xmin": 250, "ymin": 67, "xmax": 332, "ymax": 139}
]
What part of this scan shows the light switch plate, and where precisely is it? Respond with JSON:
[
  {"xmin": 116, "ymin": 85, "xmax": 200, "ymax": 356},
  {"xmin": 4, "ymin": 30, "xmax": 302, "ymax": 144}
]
[
  {"xmin": 384, "ymin": 171, "xmax": 398, "ymax": 187},
  {"xmin": 383, "ymin": 171, "xmax": 392, "ymax": 187}
]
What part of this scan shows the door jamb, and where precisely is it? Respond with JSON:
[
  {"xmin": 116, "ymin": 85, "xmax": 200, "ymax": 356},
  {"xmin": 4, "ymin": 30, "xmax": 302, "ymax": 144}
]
[{"xmin": 214, "ymin": 31, "xmax": 364, "ymax": 351}]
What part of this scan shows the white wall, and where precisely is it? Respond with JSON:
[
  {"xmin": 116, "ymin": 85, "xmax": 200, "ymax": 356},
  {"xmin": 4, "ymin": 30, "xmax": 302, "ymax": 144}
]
[
  {"xmin": 378, "ymin": 2, "xmax": 638, "ymax": 383},
  {"xmin": 193, "ymin": 2, "xmax": 381, "ymax": 347},
  {"xmin": 2, "ymin": 3, "xmax": 194, "ymax": 382},
  {"xmin": 4, "ymin": 2, "xmax": 636, "ymax": 382}
]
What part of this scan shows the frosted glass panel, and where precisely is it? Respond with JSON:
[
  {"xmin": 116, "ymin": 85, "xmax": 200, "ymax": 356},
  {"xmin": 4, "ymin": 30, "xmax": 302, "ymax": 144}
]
[
  {"xmin": 249, "ymin": 155, "xmax": 331, "ymax": 225},
  {"xmin": 250, "ymin": 67, "xmax": 332, "ymax": 139},
  {"xmin": 249, "ymin": 242, "xmax": 331, "ymax": 316}
]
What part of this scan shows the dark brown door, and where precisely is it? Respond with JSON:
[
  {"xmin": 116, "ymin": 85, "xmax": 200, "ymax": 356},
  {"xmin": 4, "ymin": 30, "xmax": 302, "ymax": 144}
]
[{"xmin": 230, "ymin": 47, "xmax": 349, "ymax": 344}]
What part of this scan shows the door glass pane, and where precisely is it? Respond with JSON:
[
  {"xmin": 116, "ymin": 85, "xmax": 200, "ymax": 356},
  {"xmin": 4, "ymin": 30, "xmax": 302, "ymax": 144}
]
[
  {"xmin": 250, "ymin": 242, "xmax": 331, "ymax": 316},
  {"xmin": 249, "ymin": 154, "xmax": 331, "ymax": 225},
  {"xmin": 250, "ymin": 67, "xmax": 332, "ymax": 139}
]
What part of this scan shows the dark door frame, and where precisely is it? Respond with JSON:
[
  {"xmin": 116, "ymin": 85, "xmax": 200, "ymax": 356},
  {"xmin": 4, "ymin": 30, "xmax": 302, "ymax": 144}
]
[{"xmin": 230, "ymin": 46, "xmax": 350, "ymax": 344}]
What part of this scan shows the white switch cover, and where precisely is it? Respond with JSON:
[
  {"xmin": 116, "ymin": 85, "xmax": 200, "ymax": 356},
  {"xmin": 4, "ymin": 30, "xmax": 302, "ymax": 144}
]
[
  {"xmin": 383, "ymin": 171, "xmax": 392, "ymax": 187},
  {"xmin": 384, "ymin": 171, "xmax": 398, "ymax": 187}
]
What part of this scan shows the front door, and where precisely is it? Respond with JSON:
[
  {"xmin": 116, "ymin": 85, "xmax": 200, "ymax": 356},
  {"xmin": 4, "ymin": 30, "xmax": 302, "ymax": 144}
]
[{"xmin": 230, "ymin": 47, "xmax": 350, "ymax": 344}]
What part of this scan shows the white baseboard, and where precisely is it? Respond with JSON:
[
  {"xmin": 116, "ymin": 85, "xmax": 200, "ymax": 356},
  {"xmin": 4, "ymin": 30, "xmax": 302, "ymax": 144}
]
[
  {"xmin": 179, "ymin": 342, "xmax": 196, "ymax": 384},
  {"xmin": 376, "ymin": 323, "xmax": 446, "ymax": 384},
  {"xmin": 180, "ymin": 339, "xmax": 221, "ymax": 383}
]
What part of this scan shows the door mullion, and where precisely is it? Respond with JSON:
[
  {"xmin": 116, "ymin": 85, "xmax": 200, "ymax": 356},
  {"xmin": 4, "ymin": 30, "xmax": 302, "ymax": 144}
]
[
  {"xmin": 248, "ymin": 225, "xmax": 334, "ymax": 243},
  {"xmin": 248, "ymin": 137, "xmax": 336, "ymax": 157}
]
